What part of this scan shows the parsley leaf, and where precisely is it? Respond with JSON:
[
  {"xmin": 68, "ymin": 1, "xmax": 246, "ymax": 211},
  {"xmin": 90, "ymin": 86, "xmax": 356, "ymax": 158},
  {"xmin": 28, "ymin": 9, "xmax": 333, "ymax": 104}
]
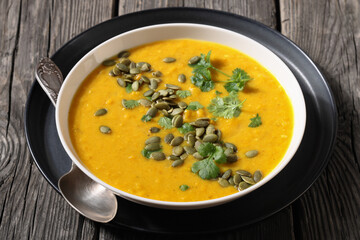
[
  {"xmin": 125, "ymin": 83, "xmax": 132, "ymax": 93},
  {"xmin": 158, "ymin": 117, "xmax": 172, "ymax": 129},
  {"xmin": 176, "ymin": 90, "xmax": 191, "ymax": 98},
  {"xmin": 141, "ymin": 114, "xmax": 152, "ymax": 122},
  {"xmin": 122, "ymin": 99, "xmax": 139, "ymax": 109},
  {"xmin": 178, "ymin": 123, "xmax": 195, "ymax": 134},
  {"xmin": 187, "ymin": 101, "xmax": 204, "ymax": 111},
  {"xmin": 207, "ymin": 92, "xmax": 245, "ymax": 119},
  {"xmin": 141, "ymin": 149, "xmax": 161, "ymax": 159},
  {"xmin": 215, "ymin": 90, "xmax": 222, "ymax": 95},
  {"xmin": 224, "ymin": 68, "xmax": 252, "ymax": 93},
  {"xmin": 248, "ymin": 113, "xmax": 262, "ymax": 128},
  {"xmin": 179, "ymin": 184, "xmax": 189, "ymax": 191},
  {"xmin": 191, "ymin": 143, "xmax": 227, "ymax": 179}
]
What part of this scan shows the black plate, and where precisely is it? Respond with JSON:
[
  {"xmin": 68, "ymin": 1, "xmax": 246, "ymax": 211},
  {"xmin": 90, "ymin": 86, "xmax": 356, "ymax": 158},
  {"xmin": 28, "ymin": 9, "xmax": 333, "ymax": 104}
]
[{"xmin": 25, "ymin": 8, "xmax": 337, "ymax": 234}]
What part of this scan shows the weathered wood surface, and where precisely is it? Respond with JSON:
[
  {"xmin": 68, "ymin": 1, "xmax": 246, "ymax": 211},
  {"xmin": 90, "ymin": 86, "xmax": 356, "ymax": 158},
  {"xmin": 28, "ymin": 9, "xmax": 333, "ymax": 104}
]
[{"xmin": 0, "ymin": 0, "xmax": 358, "ymax": 239}]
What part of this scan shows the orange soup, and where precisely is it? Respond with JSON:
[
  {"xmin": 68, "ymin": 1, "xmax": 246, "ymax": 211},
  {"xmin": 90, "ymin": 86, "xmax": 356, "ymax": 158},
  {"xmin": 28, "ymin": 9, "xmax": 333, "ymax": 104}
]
[{"xmin": 68, "ymin": 39, "xmax": 293, "ymax": 202}]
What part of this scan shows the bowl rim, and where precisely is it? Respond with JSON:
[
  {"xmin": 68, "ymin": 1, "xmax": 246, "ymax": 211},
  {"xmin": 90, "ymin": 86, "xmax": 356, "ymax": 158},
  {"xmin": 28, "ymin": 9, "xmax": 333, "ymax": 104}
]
[{"xmin": 56, "ymin": 23, "xmax": 306, "ymax": 209}]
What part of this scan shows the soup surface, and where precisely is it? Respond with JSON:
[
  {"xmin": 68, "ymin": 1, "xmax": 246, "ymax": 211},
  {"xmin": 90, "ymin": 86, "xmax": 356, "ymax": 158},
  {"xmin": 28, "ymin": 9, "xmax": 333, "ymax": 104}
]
[{"xmin": 69, "ymin": 39, "xmax": 293, "ymax": 202}]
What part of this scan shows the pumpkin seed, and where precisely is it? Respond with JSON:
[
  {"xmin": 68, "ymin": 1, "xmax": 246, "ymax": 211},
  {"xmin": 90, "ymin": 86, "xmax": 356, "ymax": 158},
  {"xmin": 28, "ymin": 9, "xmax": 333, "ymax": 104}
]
[
  {"xmin": 178, "ymin": 74, "xmax": 186, "ymax": 83},
  {"xmin": 172, "ymin": 146, "xmax": 184, "ymax": 156},
  {"xmin": 145, "ymin": 143, "xmax": 161, "ymax": 151},
  {"xmin": 112, "ymin": 67, "xmax": 121, "ymax": 76},
  {"xmin": 238, "ymin": 182, "xmax": 250, "ymax": 191},
  {"xmin": 193, "ymin": 119, "xmax": 210, "ymax": 127},
  {"xmin": 195, "ymin": 128, "xmax": 205, "ymax": 137},
  {"xmin": 224, "ymin": 148, "xmax": 234, "ymax": 156},
  {"xmin": 139, "ymin": 99, "xmax": 152, "ymax": 107},
  {"xmin": 193, "ymin": 152, "xmax": 204, "ymax": 160},
  {"xmin": 109, "ymin": 70, "xmax": 116, "ymax": 76},
  {"xmin": 236, "ymin": 170, "xmax": 252, "ymax": 177},
  {"xmin": 163, "ymin": 57, "xmax": 176, "ymax": 63},
  {"xmin": 228, "ymin": 177, "xmax": 235, "ymax": 186},
  {"xmin": 152, "ymin": 71, "xmax": 162, "ymax": 77},
  {"xmin": 225, "ymin": 143, "xmax": 237, "ymax": 152},
  {"xmin": 194, "ymin": 140, "xmax": 202, "ymax": 151},
  {"xmin": 151, "ymin": 78, "xmax": 162, "ymax": 83},
  {"xmin": 155, "ymin": 102, "xmax": 170, "ymax": 110},
  {"xmin": 149, "ymin": 79, "xmax": 158, "ymax": 90},
  {"xmin": 241, "ymin": 176, "xmax": 256, "ymax": 185},
  {"xmin": 164, "ymin": 133, "xmax": 174, "ymax": 144},
  {"xmin": 216, "ymin": 129, "xmax": 222, "ymax": 141},
  {"xmin": 132, "ymin": 81, "xmax": 140, "ymax": 91},
  {"xmin": 222, "ymin": 169, "xmax": 232, "ymax": 180},
  {"xmin": 146, "ymin": 107, "xmax": 158, "ymax": 117},
  {"xmin": 178, "ymin": 102, "xmax": 188, "ymax": 109},
  {"xmin": 123, "ymin": 74, "xmax": 134, "ymax": 80},
  {"xmin": 187, "ymin": 134, "xmax": 196, "ymax": 147},
  {"xmin": 253, "ymin": 170, "xmax": 262, "ymax": 183},
  {"xmin": 151, "ymin": 152, "xmax": 166, "ymax": 161},
  {"xmin": 94, "ymin": 108, "xmax": 107, "ymax": 116},
  {"xmin": 184, "ymin": 146, "xmax": 196, "ymax": 155},
  {"xmin": 165, "ymin": 84, "xmax": 181, "ymax": 90},
  {"xmin": 183, "ymin": 132, "xmax": 195, "ymax": 141},
  {"xmin": 117, "ymin": 50, "xmax": 130, "ymax": 58},
  {"xmin": 172, "ymin": 115, "xmax": 183, "ymax": 128},
  {"xmin": 226, "ymin": 154, "xmax": 238, "ymax": 163},
  {"xmin": 188, "ymin": 56, "xmax": 200, "ymax": 65},
  {"xmin": 102, "ymin": 59, "xmax": 116, "ymax": 66},
  {"xmin": 116, "ymin": 63, "xmax": 129, "ymax": 72},
  {"xmin": 218, "ymin": 178, "xmax": 230, "ymax": 187},
  {"xmin": 150, "ymin": 127, "xmax": 160, "ymax": 133},
  {"xmin": 117, "ymin": 78, "xmax": 126, "ymax": 87},
  {"xmin": 171, "ymin": 108, "xmax": 184, "ymax": 116},
  {"xmin": 170, "ymin": 136, "xmax": 184, "ymax": 146},
  {"xmin": 142, "ymin": 90, "xmax": 153, "ymax": 98},
  {"xmin": 99, "ymin": 125, "xmax": 111, "ymax": 134},
  {"xmin": 233, "ymin": 174, "xmax": 242, "ymax": 185},
  {"xmin": 206, "ymin": 125, "xmax": 215, "ymax": 134},
  {"xmin": 161, "ymin": 109, "xmax": 170, "ymax": 117},
  {"xmin": 119, "ymin": 58, "xmax": 131, "ymax": 65},
  {"xmin": 130, "ymin": 68, "xmax": 140, "ymax": 74},
  {"xmin": 180, "ymin": 153, "xmax": 188, "ymax": 160},
  {"xmin": 245, "ymin": 150, "xmax": 258, "ymax": 158},
  {"xmin": 140, "ymin": 76, "xmax": 150, "ymax": 84},
  {"xmin": 172, "ymin": 159, "xmax": 184, "ymax": 167},
  {"xmin": 151, "ymin": 92, "xmax": 160, "ymax": 101},
  {"xmin": 145, "ymin": 136, "xmax": 161, "ymax": 145},
  {"xmin": 168, "ymin": 155, "xmax": 180, "ymax": 160},
  {"xmin": 203, "ymin": 134, "xmax": 218, "ymax": 143}
]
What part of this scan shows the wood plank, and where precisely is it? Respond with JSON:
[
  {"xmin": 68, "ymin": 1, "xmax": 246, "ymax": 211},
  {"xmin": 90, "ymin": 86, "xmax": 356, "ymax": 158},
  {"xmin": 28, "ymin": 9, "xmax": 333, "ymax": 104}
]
[
  {"xmin": 0, "ymin": 0, "xmax": 113, "ymax": 239},
  {"xmin": 280, "ymin": 0, "xmax": 360, "ymax": 239}
]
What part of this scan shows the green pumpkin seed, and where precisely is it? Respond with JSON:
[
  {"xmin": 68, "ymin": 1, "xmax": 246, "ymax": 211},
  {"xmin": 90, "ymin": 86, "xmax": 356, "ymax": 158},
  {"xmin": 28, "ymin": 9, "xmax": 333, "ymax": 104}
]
[
  {"xmin": 152, "ymin": 71, "xmax": 162, "ymax": 77},
  {"xmin": 168, "ymin": 155, "xmax": 180, "ymax": 160},
  {"xmin": 187, "ymin": 134, "xmax": 196, "ymax": 147},
  {"xmin": 228, "ymin": 177, "xmax": 235, "ymax": 186},
  {"xmin": 143, "ymin": 89, "xmax": 154, "ymax": 97},
  {"xmin": 170, "ymin": 136, "xmax": 184, "ymax": 146},
  {"xmin": 112, "ymin": 67, "xmax": 121, "ymax": 76},
  {"xmin": 116, "ymin": 63, "xmax": 129, "ymax": 72},
  {"xmin": 218, "ymin": 178, "xmax": 230, "ymax": 187},
  {"xmin": 109, "ymin": 70, "xmax": 116, "ymax": 76},
  {"xmin": 172, "ymin": 159, "xmax": 184, "ymax": 167},
  {"xmin": 165, "ymin": 84, "xmax": 181, "ymax": 90},
  {"xmin": 245, "ymin": 150, "xmax": 258, "ymax": 158},
  {"xmin": 236, "ymin": 170, "xmax": 252, "ymax": 177},
  {"xmin": 123, "ymin": 74, "xmax": 134, "ymax": 80},
  {"xmin": 94, "ymin": 108, "xmax": 107, "ymax": 116},
  {"xmin": 130, "ymin": 68, "xmax": 140, "ymax": 74},
  {"xmin": 184, "ymin": 146, "xmax": 196, "ymax": 155},
  {"xmin": 203, "ymin": 134, "xmax": 218, "ymax": 143},
  {"xmin": 118, "ymin": 50, "xmax": 130, "ymax": 58},
  {"xmin": 150, "ymin": 127, "xmax": 160, "ymax": 133},
  {"xmin": 99, "ymin": 125, "xmax": 111, "ymax": 134},
  {"xmin": 180, "ymin": 153, "xmax": 188, "ymax": 160},
  {"xmin": 225, "ymin": 143, "xmax": 237, "ymax": 152},
  {"xmin": 224, "ymin": 148, "xmax": 234, "ymax": 156},
  {"xmin": 172, "ymin": 146, "xmax": 184, "ymax": 156},
  {"xmin": 132, "ymin": 81, "xmax": 140, "ymax": 91},
  {"xmin": 194, "ymin": 140, "xmax": 202, "ymax": 151},
  {"xmin": 145, "ymin": 143, "xmax": 161, "ymax": 151},
  {"xmin": 178, "ymin": 102, "xmax": 188, "ymax": 109},
  {"xmin": 216, "ymin": 129, "xmax": 222, "ymax": 141},
  {"xmin": 171, "ymin": 108, "xmax": 184, "ymax": 116},
  {"xmin": 238, "ymin": 182, "xmax": 250, "ymax": 191},
  {"xmin": 140, "ymin": 76, "xmax": 150, "ymax": 84},
  {"xmin": 178, "ymin": 74, "xmax": 186, "ymax": 83},
  {"xmin": 139, "ymin": 99, "xmax": 152, "ymax": 107},
  {"xmin": 164, "ymin": 133, "xmax": 174, "ymax": 144},
  {"xmin": 241, "ymin": 176, "xmax": 256, "ymax": 185},
  {"xmin": 145, "ymin": 136, "xmax": 161, "ymax": 145},
  {"xmin": 188, "ymin": 56, "xmax": 200, "ymax": 65},
  {"xmin": 195, "ymin": 128, "xmax": 205, "ymax": 137},
  {"xmin": 161, "ymin": 109, "xmax": 170, "ymax": 117},
  {"xmin": 117, "ymin": 78, "xmax": 126, "ymax": 87},
  {"xmin": 151, "ymin": 92, "xmax": 160, "ymax": 101},
  {"xmin": 119, "ymin": 58, "xmax": 131, "ymax": 65},
  {"xmin": 146, "ymin": 107, "xmax": 158, "ymax": 117},
  {"xmin": 102, "ymin": 59, "xmax": 116, "ymax": 66},
  {"xmin": 193, "ymin": 119, "xmax": 210, "ymax": 127},
  {"xmin": 193, "ymin": 152, "xmax": 204, "ymax": 160},
  {"xmin": 149, "ymin": 79, "xmax": 158, "ymax": 90},
  {"xmin": 155, "ymin": 102, "xmax": 170, "ymax": 110},
  {"xmin": 172, "ymin": 115, "xmax": 183, "ymax": 128},
  {"xmin": 206, "ymin": 125, "xmax": 215, "ymax": 134},
  {"xmin": 233, "ymin": 173, "xmax": 242, "ymax": 185},
  {"xmin": 163, "ymin": 57, "xmax": 176, "ymax": 63},
  {"xmin": 151, "ymin": 152, "xmax": 166, "ymax": 161},
  {"xmin": 222, "ymin": 169, "xmax": 232, "ymax": 180},
  {"xmin": 253, "ymin": 170, "xmax": 262, "ymax": 183},
  {"xmin": 226, "ymin": 154, "xmax": 238, "ymax": 163}
]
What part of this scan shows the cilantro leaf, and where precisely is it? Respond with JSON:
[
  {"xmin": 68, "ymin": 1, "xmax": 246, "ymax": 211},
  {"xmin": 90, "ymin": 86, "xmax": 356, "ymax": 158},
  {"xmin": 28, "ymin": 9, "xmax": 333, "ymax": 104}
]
[
  {"xmin": 207, "ymin": 92, "xmax": 245, "ymax": 119},
  {"xmin": 187, "ymin": 101, "xmax": 204, "ymax": 111},
  {"xmin": 191, "ymin": 158, "xmax": 220, "ymax": 180},
  {"xmin": 178, "ymin": 123, "xmax": 195, "ymax": 134},
  {"xmin": 248, "ymin": 113, "xmax": 262, "ymax": 128},
  {"xmin": 141, "ymin": 149, "xmax": 161, "ymax": 159},
  {"xmin": 176, "ymin": 90, "xmax": 191, "ymax": 98},
  {"xmin": 191, "ymin": 72, "xmax": 215, "ymax": 92},
  {"xmin": 224, "ymin": 68, "xmax": 252, "ymax": 93},
  {"xmin": 122, "ymin": 99, "xmax": 139, "ymax": 109},
  {"xmin": 158, "ymin": 117, "xmax": 172, "ymax": 129},
  {"xmin": 197, "ymin": 142, "xmax": 216, "ymax": 157},
  {"xmin": 125, "ymin": 83, "xmax": 132, "ymax": 93},
  {"xmin": 215, "ymin": 90, "xmax": 222, "ymax": 95},
  {"xmin": 141, "ymin": 114, "xmax": 152, "ymax": 122},
  {"xmin": 213, "ymin": 146, "xmax": 227, "ymax": 164},
  {"xmin": 179, "ymin": 184, "xmax": 189, "ymax": 191}
]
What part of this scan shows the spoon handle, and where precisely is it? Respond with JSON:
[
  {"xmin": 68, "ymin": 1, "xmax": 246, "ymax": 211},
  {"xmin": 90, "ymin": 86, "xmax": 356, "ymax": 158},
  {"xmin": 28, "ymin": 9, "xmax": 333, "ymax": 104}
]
[{"xmin": 35, "ymin": 57, "xmax": 63, "ymax": 106}]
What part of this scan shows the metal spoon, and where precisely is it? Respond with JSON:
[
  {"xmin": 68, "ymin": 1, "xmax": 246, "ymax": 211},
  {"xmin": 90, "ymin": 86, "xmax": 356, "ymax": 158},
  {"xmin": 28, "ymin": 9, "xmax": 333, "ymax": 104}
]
[{"xmin": 35, "ymin": 57, "xmax": 118, "ymax": 223}]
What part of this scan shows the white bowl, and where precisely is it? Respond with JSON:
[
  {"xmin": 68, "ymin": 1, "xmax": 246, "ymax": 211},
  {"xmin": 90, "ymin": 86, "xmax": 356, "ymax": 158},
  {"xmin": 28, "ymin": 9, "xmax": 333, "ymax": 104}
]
[{"xmin": 56, "ymin": 23, "xmax": 306, "ymax": 210}]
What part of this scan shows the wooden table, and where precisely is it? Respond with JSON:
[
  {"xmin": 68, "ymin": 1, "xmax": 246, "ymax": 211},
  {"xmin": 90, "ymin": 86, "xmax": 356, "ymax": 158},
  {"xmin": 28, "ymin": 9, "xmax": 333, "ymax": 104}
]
[{"xmin": 1, "ymin": 0, "xmax": 359, "ymax": 239}]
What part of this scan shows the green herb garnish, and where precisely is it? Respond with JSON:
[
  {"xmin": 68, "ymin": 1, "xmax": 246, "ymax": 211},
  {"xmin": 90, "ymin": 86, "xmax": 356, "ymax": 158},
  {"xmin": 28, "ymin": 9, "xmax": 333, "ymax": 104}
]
[
  {"xmin": 178, "ymin": 123, "xmax": 195, "ymax": 134},
  {"xmin": 179, "ymin": 184, "xmax": 189, "ymax": 191},
  {"xmin": 191, "ymin": 143, "xmax": 227, "ymax": 179},
  {"xmin": 224, "ymin": 68, "xmax": 252, "ymax": 93},
  {"xmin": 248, "ymin": 114, "xmax": 262, "ymax": 128},
  {"xmin": 141, "ymin": 114, "xmax": 152, "ymax": 122},
  {"xmin": 215, "ymin": 90, "xmax": 222, "ymax": 95},
  {"xmin": 141, "ymin": 149, "xmax": 161, "ymax": 159},
  {"xmin": 122, "ymin": 100, "xmax": 139, "ymax": 109},
  {"xmin": 176, "ymin": 90, "xmax": 191, "ymax": 98},
  {"xmin": 187, "ymin": 101, "xmax": 204, "ymax": 111},
  {"xmin": 207, "ymin": 92, "xmax": 245, "ymax": 119},
  {"xmin": 158, "ymin": 117, "xmax": 173, "ymax": 129},
  {"xmin": 125, "ymin": 83, "xmax": 132, "ymax": 93}
]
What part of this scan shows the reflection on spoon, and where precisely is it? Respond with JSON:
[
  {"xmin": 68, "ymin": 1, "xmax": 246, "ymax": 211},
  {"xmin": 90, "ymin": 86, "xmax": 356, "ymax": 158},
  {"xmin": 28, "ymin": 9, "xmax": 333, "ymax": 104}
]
[{"xmin": 35, "ymin": 57, "xmax": 118, "ymax": 223}]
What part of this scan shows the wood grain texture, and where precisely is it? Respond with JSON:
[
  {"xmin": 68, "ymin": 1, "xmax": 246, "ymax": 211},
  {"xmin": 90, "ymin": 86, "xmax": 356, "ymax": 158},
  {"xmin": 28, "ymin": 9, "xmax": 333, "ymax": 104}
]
[{"xmin": 280, "ymin": 0, "xmax": 360, "ymax": 239}]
